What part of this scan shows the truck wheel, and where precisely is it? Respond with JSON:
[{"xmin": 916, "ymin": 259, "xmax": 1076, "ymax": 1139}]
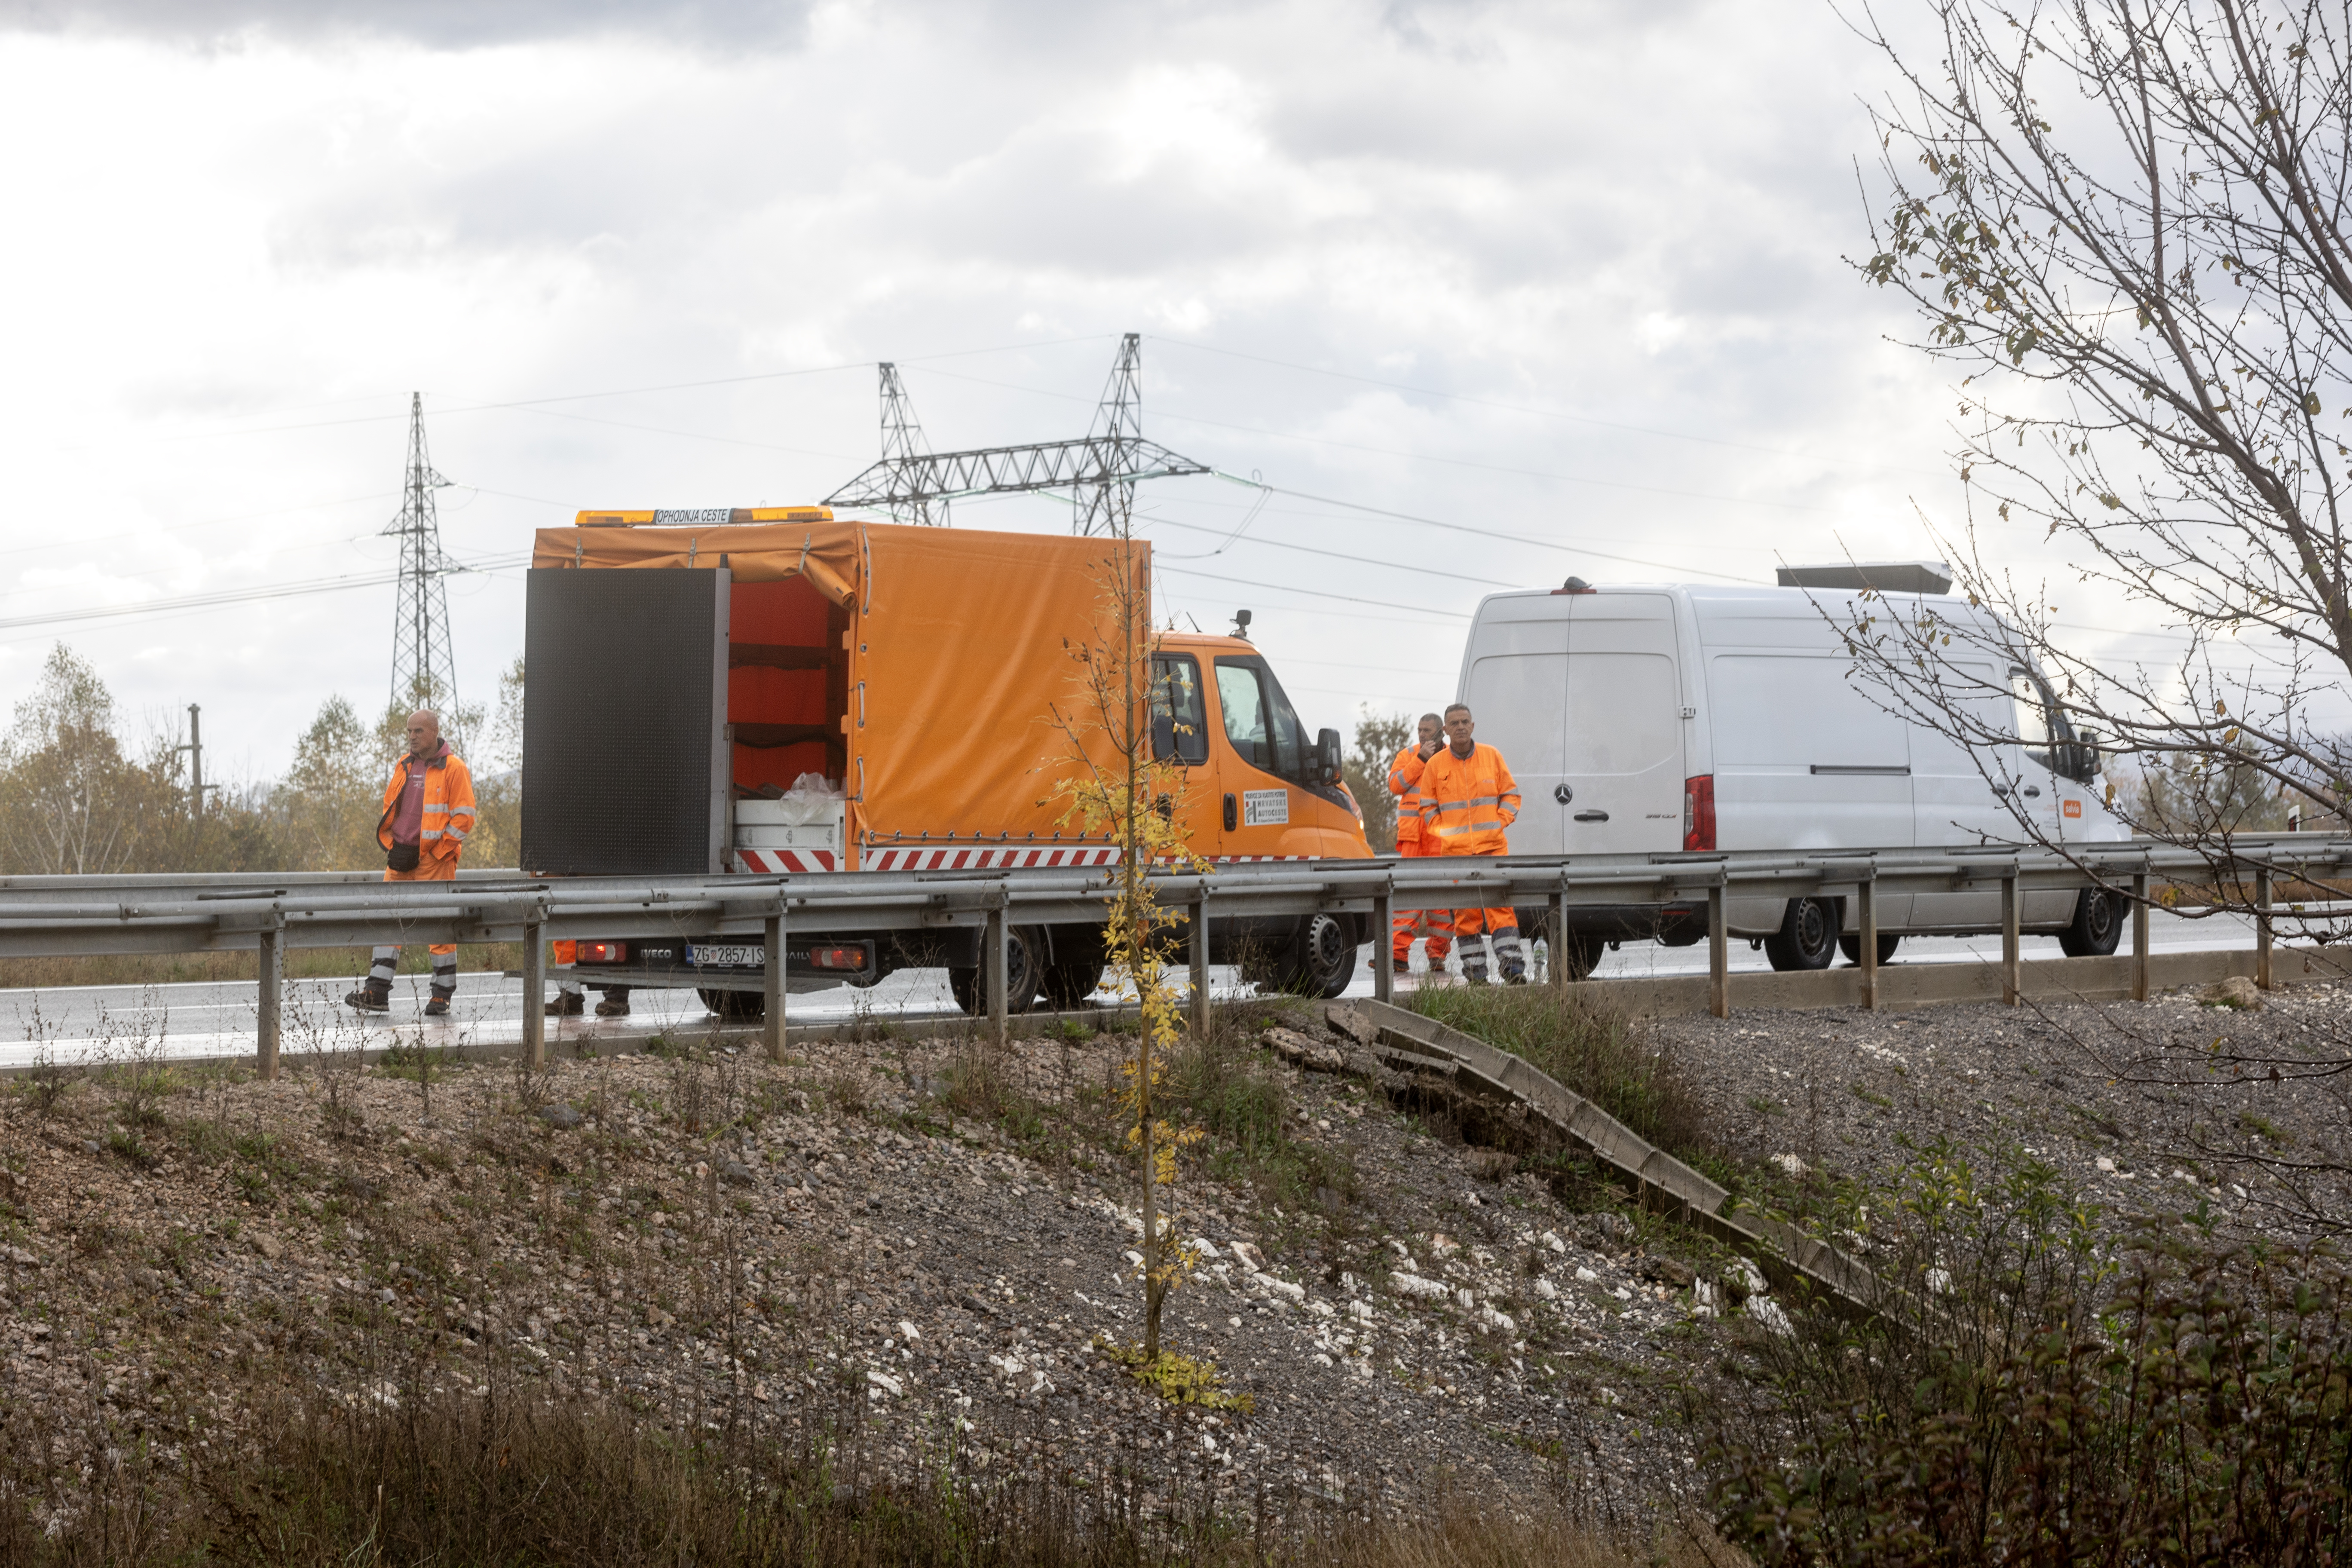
[
  {"xmin": 2057, "ymin": 888, "xmax": 2123, "ymax": 957},
  {"xmin": 1837, "ymin": 934, "xmax": 1900, "ymax": 965},
  {"xmin": 947, "ymin": 926, "xmax": 1048, "ymax": 1017},
  {"xmin": 1272, "ymin": 913, "xmax": 1356, "ymax": 999},
  {"xmin": 1040, "ymin": 925, "xmax": 1107, "ymax": 1010},
  {"xmin": 1763, "ymin": 898, "xmax": 1838, "ymax": 972},
  {"xmin": 698, "ymin": 988, "xmax": 766, "ymax": 1020}
]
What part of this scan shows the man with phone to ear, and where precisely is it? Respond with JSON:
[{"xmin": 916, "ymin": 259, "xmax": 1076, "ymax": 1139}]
[
  {"xmin": 1383, "ymin": 712, "xmax": 1454, "ymax": 977},
  {"xmin": 346, "ymin": 710, "xmax": 477, "ymax": 1017}
]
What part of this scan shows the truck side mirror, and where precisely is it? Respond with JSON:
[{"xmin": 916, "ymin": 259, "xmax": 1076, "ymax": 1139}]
[
  {"xmin": 1151, "ymin": 711, "xmax": 1176, "ymax": 762},
  {"xmin": 2078, "ymin": 729, "xmax": 2103, "ymax": 781},
  {"xmin": 1317, "ymin": 727, "xmax": 1344, "ymax": 786}
]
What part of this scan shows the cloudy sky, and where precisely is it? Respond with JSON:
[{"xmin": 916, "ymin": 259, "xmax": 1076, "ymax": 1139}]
[{"xmin": 0, "ymin": 0, "xmax": 2196, "ymax": 778}]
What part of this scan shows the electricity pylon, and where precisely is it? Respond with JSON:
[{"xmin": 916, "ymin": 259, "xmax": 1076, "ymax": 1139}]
[
  {"xmin": 825, "ymin": 334, "xmax": 1204, "ymax": 528},
  {"xmin": 382, "ymin": 392, "xmax": 462, "ymax": 720},
  {"xmin": 877, "ymin": 363, "xmax": 946, "ymax": 526}
]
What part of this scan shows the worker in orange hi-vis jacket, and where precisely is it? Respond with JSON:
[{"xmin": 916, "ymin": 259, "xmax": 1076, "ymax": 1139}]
[
  {"xmin": 1384, "ymin": 712, "xmax": 1454, "ymax": 977},
  {"xmin": 1407, "ymin": 702, "xmax": 1527, "ymax": 984}
]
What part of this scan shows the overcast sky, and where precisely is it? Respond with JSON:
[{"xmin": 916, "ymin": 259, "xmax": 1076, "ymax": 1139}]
[{"xmin": 0, "ymin": 0, "xmax": 2229, "ymax": 779}]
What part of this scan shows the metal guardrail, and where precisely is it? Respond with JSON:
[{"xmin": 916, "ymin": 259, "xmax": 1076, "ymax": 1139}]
[{"xmin": 3, "ymin": 835, "xmax": 2343, "ymax": 1076}]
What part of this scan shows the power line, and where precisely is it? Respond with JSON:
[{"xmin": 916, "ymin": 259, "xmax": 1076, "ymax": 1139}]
[
  {"xmin": 1155, "ymin": 564, "xmax": 1473, "ymax": 620},
  {"xmin": 0, "ymin": 553, "xmax": 529, "ymax": 635}
]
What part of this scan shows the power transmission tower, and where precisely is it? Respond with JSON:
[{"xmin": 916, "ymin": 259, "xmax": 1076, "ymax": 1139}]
[
  {"xmin": 1074, "ymin": 332, "xmax": 1144, "ymax": 537},
  {"xmin": 382, "ymin": 392, "xmax": 462, "ymax": 722},
  {"xmin": 825, "ymin": 334, "xmax": 1206, "ymax": 524},
  {"xmin": 876, "ymin": 363, "xmax": 946, "ymax": 526}
]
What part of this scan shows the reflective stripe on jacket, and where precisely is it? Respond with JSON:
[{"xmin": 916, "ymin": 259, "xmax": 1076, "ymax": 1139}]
[
  {"xmin": 1409, "ymin": 743, "xmax": 1519, "ymax": 857},
  {"xmin": 377, "ymin": 744, "xmax": 478, "ymax": 870},
  {"xmin": 1387, "ymin": 744, "xmax": 1428, "ymax": 854}
]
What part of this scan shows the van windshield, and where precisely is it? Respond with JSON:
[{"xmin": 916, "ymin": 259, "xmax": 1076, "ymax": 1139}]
[{"xmin": 1216, "ymin": 656, "xmax": 1308, "ymax": 781}]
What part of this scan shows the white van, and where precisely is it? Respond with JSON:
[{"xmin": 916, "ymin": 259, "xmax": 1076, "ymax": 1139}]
[{"xmin": 1452, "ymin": 569, "xmax": 2129, "ymax": 977}]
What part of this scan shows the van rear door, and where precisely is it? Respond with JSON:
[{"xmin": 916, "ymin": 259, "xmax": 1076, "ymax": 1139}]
[
  {"xmin": 1562, "ymin": 593, "xmax": 1685, "ymax": 853},
  {"xmin": 1459, "ymin": 600, "xmax": 1569, "ymax": 855}
]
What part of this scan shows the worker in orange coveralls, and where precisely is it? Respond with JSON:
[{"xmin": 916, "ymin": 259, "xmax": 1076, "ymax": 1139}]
[
  {"xmin": 1407, "ymin": 703, "xmax": 1526, "ymax": 984},
  {"xmin": 345, "ymin": 710, "xmax": 476, "ymax": 1018},
  {"xmin": 1383, "ymin": 712, "xmax": 1454, "ymax": 977}
]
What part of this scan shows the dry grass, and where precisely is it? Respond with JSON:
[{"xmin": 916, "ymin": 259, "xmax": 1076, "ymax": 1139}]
[{"xmin": 3, "ymin": 1384, "xmax": 1730, "ymax": 1567}]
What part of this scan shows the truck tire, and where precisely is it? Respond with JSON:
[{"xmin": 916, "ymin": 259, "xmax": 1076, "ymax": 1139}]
[
  {"xmin": 1040, "ymin": 925, "xmax": 1107, "ymax": 1011},
  {"xmin": 1763, "ymin": 898, "xmax": 1838, "ymax": 972},
  {"xmin": 698, "ymin": 988, "xmax": 765, "ymax": 1020},
  {"xmin": 2057, "ymin": 888, "xmax": 2123, "ymax": 957},
  {"xmin": 1837, "ymin": 933, "xmax": 1900, "ymax": 965},
  {"xmin": 1271, "ymin": 913, "xmax": 1356, "ymax": 999},
  {"xmin": 947, "ymin": 925, "xmax": 1048, "ymax": 1017}
]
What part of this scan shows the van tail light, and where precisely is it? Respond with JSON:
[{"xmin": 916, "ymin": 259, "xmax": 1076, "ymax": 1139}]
[
  {"xmin": 1683, "ymin": 775, "xmax": 1716, "ymax": 852},
  {"xmin": 809, "ymin": 946, "xmax": 867, "ymax": 971},
  {"xmin": 577, "ymin": 941, "xmax": 628, "ymax": 964}
]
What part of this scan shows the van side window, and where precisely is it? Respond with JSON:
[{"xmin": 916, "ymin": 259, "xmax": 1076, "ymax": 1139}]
[
  {"xmin": 2010, "ymin": 667, "xmax": 2087, "ymax": 780},
  {"xmin": 1215, "ymin": 655, "xmax": 1310, "ymax": 781},
  {"xmin": 1151, "ymin": 655, "xmax": 1209, "ymax": 765}
]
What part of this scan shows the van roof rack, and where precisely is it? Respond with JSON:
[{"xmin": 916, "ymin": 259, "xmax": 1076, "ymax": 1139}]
[{"xmin": 1776, "ymin": 560, "xmax": 1953, "ymax": 596}]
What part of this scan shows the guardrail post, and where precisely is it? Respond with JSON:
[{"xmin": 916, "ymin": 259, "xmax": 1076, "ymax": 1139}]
[
  {"xmin": 1707, "ymin": 881, "xmax": 1728, "ymax": 1020},
  {"xmin": 1857, "ymin": 874, "xmax": 1878, "ymax": 1013},
  {"xmin": 1372, "ymin": 882, "xmax": 1394, "ymax": 1004},
  {"xmin": 522, "ymin": 912, "xmax": 546, "ymax": 1069},
  {"xmin": 2132, "ymin": 870, "xmax": 2150, "ymax": 1003},
  {"xmin": 985, "ymin": 895, "xmax": 1009, "ymax": 1047},
  {"xmin": 763, "ymin": 904, "xmax": 786, "ymax": 1061},
  {"xmin": 2255, "ymin": 865, "xmax": 2274, "ymax": 991},
  {"xmin": 256, "ymin": 917, "xmax": 283, "ymax": 1081},
  {"xmin": 1189, "ymin": 891, "xmax": 1210, "ymax": 1041},
  {"xmin": 1548, "ymin": 887, "xmax": 1569, "ymax": 991},
  {"xmin": 2001, "ymin": 869, "xmax": 2020, "ymax": 1006}
]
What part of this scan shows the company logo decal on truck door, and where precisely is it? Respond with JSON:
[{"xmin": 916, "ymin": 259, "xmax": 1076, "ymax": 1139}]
[
  {"xmin": 2062, "ymin": 799, "xmax": 2082, "ymax": 818},
  {"xmin": 1241, "ymin": 789, "xmax": 1289, "ymax": 827}
]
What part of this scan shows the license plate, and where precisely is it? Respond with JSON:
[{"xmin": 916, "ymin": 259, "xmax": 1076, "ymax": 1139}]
[{"xmin": 690, "ymin": 943, "xmax": 764, "ymax": 968}]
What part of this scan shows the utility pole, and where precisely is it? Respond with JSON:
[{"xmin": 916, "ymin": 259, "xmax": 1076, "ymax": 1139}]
[
  {"xmin": 1074, "ymin": 333, "xmax": 1143, "ymax": 537},
  {"xmin": 877, "ymin": 364, "xmax": 946, "ymax": 526},
  {"xmin": 382, "ymin": 392, "xmax": 462, "ymax": 722},
  {"xmin": 174, "ymin": 703, "xmax": 211, "ymax": 821}
]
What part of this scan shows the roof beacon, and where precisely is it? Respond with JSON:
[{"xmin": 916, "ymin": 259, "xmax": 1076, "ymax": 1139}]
[{"xmin": 1231, "ymin": 609, "xmax": 1253, "ymax": 640}]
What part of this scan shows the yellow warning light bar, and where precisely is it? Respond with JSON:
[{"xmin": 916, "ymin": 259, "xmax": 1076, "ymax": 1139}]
[{"xmin": 573, "ymin": 506, "xmax": 835, "ymax": 528}]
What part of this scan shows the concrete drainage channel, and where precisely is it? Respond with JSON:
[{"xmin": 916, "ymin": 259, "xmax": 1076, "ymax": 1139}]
[{"xmin": 1328, "ymin": 999, "xmax": 1885, "ymax": 1317}]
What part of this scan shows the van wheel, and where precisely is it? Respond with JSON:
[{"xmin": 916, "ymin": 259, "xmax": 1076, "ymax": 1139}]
[
  {"xmin": 698, "ymin": 988, "xmax": 766, "ymax": 1020},
  {"xmin": 1836, "ymin": 934, "xmax": 1900, "ymax": 965},
  {"xmin": 1272, "ymin": 913, "xmax": 1357, "ymax": 999},
  {"xmin": 2058, "ymin": 888, "xmax": 2123, "ymax": 957},
  {"xmin": 948, "ymin": 926, "xmax": 1049, "ymax": 1016},
  {"xmin": 1041, "ymin": 925, "xmax": 1107, "ymax": 1010},
  {"xmin": 1763, "ymin": 899, "xmax": 1839, "ymax": 971}
]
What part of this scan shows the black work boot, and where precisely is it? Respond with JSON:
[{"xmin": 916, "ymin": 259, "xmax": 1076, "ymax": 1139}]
[
  {"xmin": 345, "ymin": 979, "xmax": 391, "ymax": 1014},
  {"xmin": 423, "ymin": 995, "xmax": 452, "ymax": 1018},
  {"xmin": 545, "ymin": 991, "xmax": 585, "ymax": 1018},
  {"xmin": 594, "ymin": 991, "xmax": 632, "ymax": 1018}
]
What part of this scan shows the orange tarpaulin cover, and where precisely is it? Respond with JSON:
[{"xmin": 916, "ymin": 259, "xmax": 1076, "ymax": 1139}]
[
  {"xmin": 532, "ymin": 518, "xmax": 1150, "ymax": 858},
  {"xmin": 533, "ymin": 521, "xmax": 863, "ymax": 606}
]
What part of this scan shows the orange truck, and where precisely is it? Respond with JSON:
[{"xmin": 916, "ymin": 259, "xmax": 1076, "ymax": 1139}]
[{"xmin": 523, "ymin": 509, "xmax": 1373, "ymax": 1014}]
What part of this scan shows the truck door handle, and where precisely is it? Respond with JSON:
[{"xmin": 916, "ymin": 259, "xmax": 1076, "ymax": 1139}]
[
  {"xmin": 2021, "ymin": 785, "xmax": 2042, "ymax": 798},
  {"xmin": 1573, "ymin": 810, "xmax": 1609, "ymax": 823},
  {"xmin": 1222, "ymin": 793, "xmax": 1237, "ymax": 831}
]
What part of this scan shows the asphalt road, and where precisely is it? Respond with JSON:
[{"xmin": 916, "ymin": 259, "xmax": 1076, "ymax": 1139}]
[{"xmin": 0, "ymin": 907, "xmax": 2259, "ymax": 1070}]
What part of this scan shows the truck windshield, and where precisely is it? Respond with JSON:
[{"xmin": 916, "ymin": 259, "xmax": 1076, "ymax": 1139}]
[
  {"xmin": 1151, "ymin": 654, "xmax": 1209, "ymax": 765},
  {"xmin": 1216, "ymin": 655, "xmax": 1308, "ymax": 781}
]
